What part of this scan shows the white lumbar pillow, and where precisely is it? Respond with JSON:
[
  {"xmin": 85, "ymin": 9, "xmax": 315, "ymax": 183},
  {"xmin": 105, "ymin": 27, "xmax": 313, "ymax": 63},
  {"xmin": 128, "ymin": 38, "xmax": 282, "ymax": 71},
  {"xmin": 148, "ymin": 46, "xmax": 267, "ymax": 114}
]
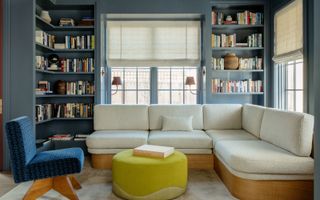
[{"xmin": 161, "ymin": 116, "xmax": 193, "ymax": 131}]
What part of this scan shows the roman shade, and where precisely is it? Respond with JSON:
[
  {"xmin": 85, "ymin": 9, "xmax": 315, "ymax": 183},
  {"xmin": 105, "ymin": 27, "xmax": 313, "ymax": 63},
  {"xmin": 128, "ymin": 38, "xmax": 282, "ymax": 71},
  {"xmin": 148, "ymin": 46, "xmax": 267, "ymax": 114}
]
[
  {"xmin": 107, "ymin": 20, "xmax": 201, "ymax": 67},
  {"xmin": 273, "ymin": 0, "xmax": 303, "ymax": 63}
]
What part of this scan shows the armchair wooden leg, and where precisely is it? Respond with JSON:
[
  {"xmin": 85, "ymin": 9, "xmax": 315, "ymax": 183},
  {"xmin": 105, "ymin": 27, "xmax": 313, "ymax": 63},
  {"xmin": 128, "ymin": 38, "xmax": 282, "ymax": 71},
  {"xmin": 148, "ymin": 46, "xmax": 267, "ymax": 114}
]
[
  {"xmin": 69, "ymin": 176, "xmax": 82, "ymax": 190},
  {"xmin": 23, "ymin": 178, "xmax": 53, "ymax": 200},
  {"xmin": 53, "ymin": 176, "xmax": 79, "ymax": 200}
]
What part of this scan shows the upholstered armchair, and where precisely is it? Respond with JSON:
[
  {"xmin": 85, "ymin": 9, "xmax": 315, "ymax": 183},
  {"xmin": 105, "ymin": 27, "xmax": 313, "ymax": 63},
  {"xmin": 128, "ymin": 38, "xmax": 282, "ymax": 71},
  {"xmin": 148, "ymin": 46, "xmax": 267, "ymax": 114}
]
[{"xmin": 5, "ymin": 116, "xmax": 84, "ymax": 200}]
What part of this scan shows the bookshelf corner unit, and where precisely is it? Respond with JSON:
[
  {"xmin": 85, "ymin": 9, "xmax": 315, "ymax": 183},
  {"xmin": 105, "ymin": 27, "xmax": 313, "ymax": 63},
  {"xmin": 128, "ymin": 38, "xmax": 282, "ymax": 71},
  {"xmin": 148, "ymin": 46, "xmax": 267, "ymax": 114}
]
[{"xmin": 35, "ymin": 0, "xmax": 96, "ymax": 153}]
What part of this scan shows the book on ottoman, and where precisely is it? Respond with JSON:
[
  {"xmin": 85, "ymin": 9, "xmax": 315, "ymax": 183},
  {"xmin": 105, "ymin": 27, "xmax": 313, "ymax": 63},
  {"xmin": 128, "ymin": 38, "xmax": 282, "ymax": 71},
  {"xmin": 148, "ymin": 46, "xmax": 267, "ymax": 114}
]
[{"xmin": 133, "ymin": 144, "xmax": 175, "ymax": 159}]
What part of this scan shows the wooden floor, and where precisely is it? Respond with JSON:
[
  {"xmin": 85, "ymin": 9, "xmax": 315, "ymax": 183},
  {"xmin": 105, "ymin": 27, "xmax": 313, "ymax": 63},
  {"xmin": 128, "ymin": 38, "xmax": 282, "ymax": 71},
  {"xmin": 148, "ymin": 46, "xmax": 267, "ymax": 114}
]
[{"xmin": 0, "ymin": 171, "xmax": 15, "ymax": 197}]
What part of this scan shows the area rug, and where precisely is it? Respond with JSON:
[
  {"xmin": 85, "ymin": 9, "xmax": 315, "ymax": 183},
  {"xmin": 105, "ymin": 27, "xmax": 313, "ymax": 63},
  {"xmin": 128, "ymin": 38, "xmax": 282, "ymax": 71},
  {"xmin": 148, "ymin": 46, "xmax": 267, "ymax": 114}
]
[{"xmin": 0, "ymin": 161, "xmax": 236, "ymax": 200}]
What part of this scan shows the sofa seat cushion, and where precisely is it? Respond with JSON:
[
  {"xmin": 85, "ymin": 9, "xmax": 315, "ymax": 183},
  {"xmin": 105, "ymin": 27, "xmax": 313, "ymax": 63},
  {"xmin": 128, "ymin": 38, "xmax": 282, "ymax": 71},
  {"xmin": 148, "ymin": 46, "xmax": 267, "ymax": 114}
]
[
  {"xmin": 215, "ymin": 140, "xmax": 314, "ymax": 175},
  {"xmin": 148, "ymin": 130, "xmax": 212, "ymax": 149},
  {"xmin": 86, "ymin": 130, "xmax": 149, "ymax": 149},
  {"xmin": 206, "ymin": 129, "xmax": 258, "ymax": 148}
]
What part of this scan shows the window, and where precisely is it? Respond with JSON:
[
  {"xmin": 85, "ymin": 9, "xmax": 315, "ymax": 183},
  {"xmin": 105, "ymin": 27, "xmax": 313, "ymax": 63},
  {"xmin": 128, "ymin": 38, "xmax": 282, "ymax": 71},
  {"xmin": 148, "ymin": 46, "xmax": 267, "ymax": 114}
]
[
  {"xmin": 274, "ymin": 0, "xmax": 304, "ymax": 112},
  {"xmin": 158, "ymin": 67, "xmax": 197, "ymax": 104},
  {"xmin": 276, "ymin": 59, "xmax": 304, "ymax": 112},
  {"xmin": 111, "ymin": 67, "xmax": 198, "ymax": 105},
  {"xmin": 111, "ymin": 67, "xmax": 150, "ymax": 104}
]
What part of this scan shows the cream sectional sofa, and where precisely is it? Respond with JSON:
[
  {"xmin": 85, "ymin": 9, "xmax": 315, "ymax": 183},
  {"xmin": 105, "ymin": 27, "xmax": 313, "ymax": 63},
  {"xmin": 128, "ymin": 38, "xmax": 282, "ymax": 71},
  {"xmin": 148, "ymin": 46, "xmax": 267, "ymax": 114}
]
[{"xmin": 86, "ymin": 104, "xmax": 314, "ymax": 200}]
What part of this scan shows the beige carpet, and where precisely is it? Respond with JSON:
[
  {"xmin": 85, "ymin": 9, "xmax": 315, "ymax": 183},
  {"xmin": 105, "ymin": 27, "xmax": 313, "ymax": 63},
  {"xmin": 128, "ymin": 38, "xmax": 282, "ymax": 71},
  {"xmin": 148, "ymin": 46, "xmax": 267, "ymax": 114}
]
[{"xmin": 0, "ymin": 161, "xmax": 236, "ymax": 200}]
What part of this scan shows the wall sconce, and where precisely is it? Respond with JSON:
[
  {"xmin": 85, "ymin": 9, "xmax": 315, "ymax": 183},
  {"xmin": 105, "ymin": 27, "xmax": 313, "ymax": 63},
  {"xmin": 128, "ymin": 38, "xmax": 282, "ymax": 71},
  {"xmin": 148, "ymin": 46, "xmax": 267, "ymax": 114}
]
[
  {"xmin": 112, "ymin": 76, "xmax": 122, "ymax": 95},
  {"xmin": 185, "ymin": 76, "xmax": 197, "ymax": 95}
]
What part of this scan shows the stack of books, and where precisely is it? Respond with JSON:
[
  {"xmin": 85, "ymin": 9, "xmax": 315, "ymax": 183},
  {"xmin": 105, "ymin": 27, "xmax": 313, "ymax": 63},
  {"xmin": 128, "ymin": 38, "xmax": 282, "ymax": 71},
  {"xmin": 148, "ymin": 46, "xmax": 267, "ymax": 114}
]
[
  {"xmin": 133, "ymin": 145, "xmax": 175, "ymax": 159},
  {"xmin": 211, "ymin": 11, "xmax": 224, "ymax": 25},
  {"xmin": 79, "ymin": 17, "xmax": 94, "ymax": 26},
  {"xmin": 36, "ymin": 56, "xmax": 49, "ymax": 70},
  {"xmin": 35, "ymin": 81, "xmax": 53, "ymax": 95},
  {"xmin": 59, "ymin": 18, "xmax": 75, "ymax": 26},
  {"xmin": 74, "ymin": 134, "xmax": 89, "ymax": 141},
  {"xmin": 54, "ymin": 103, "xmax": 94, "ymax": 118},
  {"xmin": 49, "ymin": 134, "xmax": 74, "ymax": 141},
  {"xmin": 212, "ymin": 79, "xmax": 263, "ymax": 93}
]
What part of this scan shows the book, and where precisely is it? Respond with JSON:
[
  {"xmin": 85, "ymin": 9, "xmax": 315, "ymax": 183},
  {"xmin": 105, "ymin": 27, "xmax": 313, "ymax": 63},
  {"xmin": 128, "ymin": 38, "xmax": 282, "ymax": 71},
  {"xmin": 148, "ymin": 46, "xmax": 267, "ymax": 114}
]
[{"xmin": 133, "ymin": 144, "xmax": 175, "ymax": 159}]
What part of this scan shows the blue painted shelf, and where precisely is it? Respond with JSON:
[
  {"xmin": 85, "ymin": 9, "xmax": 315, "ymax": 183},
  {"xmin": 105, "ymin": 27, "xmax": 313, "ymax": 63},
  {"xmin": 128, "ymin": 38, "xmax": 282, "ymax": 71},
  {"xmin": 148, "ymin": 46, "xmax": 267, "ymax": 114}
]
[
  {"xmin": 36, "ymin": 117, "xmax": 93, "ymax": 125},
  {"xmin": 36, "ymin": 15, "xmax": 94, "ymax": 31},
  {"xmin": 212, "ymin": 24, "xmax": 264, "ymax": 29},
  {"xmin": 36, "ymin": 94, "xmax": 94, "ymax": 98},
  {"xmin": 36, "ymin": 69, "xmax": 94, "ymax": 75},
  {"xmin": 36, "ymin": 43, "xmax": 94, "ymax": 52},
  {"xmin": 212, "ymin": 47, "xmax": 264, "ymax": 51}
]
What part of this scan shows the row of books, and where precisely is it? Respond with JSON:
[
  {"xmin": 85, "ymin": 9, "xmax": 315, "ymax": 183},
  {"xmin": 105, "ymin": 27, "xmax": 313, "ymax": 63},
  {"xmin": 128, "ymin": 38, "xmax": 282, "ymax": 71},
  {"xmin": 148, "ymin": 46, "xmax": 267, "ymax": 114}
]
[
  {"xmin": 237, "ymin": 11, "xmax": 264, "ymax": 25},
  {"xmin": 35, "ymin": 103, "xmax": 94, "ymax": 122},
  {"xmin": 212, "ymin": 34, "xmax": 236, "ymax": 48},
  {"xmin": 211, "ymin": 11, "xmax": 263, "ymax": 25},
  {"xmin": 66, "ymin": 81, "xmax": 95, "ymax": 95},
  {"xmin": 60, "ymin": 58, "xmax": 94, "ymax": 72},
  {"xmin": 36, "ymin": 30, "xmax": 55, "ymax": 48},
  {"xmin": 211, "ymin": 33, "xmax": 263, "ymax": 48},
  {"xmin": 212, "ymin": 57, "xmax": 263, "ymax": 70},
  {"xmin": 49, "ymin": 134, "xmax": 89, "ymax": 141},
  {"xmin": 36, "ymin": 56, "xmax": 95, "ymax": 72},
  {"xmin": 211, "ymin": 79, "xmax": 263, "ymax": 93},
  {"xmin": 248, "ymin": 33, "xmax": 263, "ymax": 47},
  {"xmin": 64, "ymin": 35, "xmax": 95, "ymax": 49}
]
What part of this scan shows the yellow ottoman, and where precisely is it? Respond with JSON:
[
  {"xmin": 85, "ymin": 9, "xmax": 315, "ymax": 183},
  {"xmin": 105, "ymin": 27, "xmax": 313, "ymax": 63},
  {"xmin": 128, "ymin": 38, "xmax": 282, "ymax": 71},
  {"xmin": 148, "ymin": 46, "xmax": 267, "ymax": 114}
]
[{"xmin": 112, "ymin": 150, "xmax": 188, "ymax": 200}]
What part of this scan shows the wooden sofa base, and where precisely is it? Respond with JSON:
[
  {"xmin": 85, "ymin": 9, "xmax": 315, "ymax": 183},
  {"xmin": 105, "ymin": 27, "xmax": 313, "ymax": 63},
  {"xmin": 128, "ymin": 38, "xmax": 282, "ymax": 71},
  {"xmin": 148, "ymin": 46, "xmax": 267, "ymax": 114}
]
[
  {"xmin": 214, "ymin": 156, "xmax": 313, "ymax": 200},
  {"xmin": 91, "ymin": 154, "xmax": 214, "ymax": 170}
]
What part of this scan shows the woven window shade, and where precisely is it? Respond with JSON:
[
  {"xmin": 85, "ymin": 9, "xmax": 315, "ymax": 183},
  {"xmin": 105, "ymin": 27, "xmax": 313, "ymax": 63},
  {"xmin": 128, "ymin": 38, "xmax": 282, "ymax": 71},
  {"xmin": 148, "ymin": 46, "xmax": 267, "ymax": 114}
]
[
  {"xmin": 273, "ymin": 0, "xmax": 303, "ymax": 63},
  {"xmin": 107, "ymin": 21, "xmax": 201, "ymax": 67}
]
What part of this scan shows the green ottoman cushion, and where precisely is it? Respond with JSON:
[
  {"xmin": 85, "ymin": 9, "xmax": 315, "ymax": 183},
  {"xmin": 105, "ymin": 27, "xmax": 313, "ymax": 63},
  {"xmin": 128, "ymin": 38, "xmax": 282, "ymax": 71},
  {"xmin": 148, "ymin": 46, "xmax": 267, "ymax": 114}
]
[{"xmin": 112, "ymin": 150, "xmax": 188, "ymax": 200}]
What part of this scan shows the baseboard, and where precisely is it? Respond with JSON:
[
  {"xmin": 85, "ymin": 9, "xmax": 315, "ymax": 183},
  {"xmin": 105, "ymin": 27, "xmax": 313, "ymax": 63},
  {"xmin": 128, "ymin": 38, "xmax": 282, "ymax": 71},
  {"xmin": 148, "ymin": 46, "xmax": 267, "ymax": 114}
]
[
  {"xmin": 91, "ymin": 153, "xmax": 214, "ymax": 170},
  {"xmin": 214, "ymin": 156, "xmax": 313, "ymax": 200}
]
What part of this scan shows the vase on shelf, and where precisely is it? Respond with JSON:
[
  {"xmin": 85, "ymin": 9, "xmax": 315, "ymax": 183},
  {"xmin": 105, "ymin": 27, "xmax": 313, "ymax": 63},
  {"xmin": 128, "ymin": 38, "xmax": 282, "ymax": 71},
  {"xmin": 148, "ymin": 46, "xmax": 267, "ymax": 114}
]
[
  {"xmin": 40, "ymin": 10, "xmax": 52, "ymax": 24},
  {"xmin": 224, "ymin": 53, "xmax": 239, "ymax": 70}
]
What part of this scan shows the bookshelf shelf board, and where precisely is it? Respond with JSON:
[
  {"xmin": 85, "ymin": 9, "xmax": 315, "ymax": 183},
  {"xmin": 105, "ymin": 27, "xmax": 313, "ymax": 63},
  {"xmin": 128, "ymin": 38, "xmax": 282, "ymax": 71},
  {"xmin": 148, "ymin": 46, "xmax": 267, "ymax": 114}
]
[
  {"xmin": 36, "ymin": 117, "xmax": 93, "ymax": 125},
  {"xmin": 36, "ymin": 15, "xmax": 94, "ymax": 31},
  {"xmin": 36, "ymin": 94, "xmax": 95, "ymax": 98},
  {"xmin": 212, "ymin": 70, "xmax": 264, "ymax": 73},
  {"xmin": 212, "ymin": 92, "xmax": 264, "ymax": 95},
  {"xmin": 36, "ymin": 69, "xmax": 94, "ymax": 75},
  {"xmin": 212, "ymin": 47, "xmax": 264, "ymax": 51},
  {"xmin": 36, "ymin": 43, "xmax": 94, "ymax": 52},
  {"xmin": 212, "ymin": 24, "xmax": 264, "ymax": 29}
]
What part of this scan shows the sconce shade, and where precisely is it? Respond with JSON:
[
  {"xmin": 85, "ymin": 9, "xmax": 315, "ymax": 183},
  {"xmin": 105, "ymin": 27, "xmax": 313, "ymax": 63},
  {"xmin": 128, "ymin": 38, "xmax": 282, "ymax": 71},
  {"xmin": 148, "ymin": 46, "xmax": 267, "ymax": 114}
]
[
  {"xmin": 112, "ymin": 76, "xmax": 122, "ymax": 86},
  {"xmin": 185, "ymin": 76, "xmax": 195, "ymax": 85}
]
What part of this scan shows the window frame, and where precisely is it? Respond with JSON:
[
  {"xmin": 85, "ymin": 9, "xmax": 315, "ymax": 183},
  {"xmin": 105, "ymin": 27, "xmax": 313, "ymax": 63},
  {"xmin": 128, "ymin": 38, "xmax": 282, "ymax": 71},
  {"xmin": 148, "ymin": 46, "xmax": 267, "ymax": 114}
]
[{"xmin": 109, "ymin": 66, "xmax": 200, "ymax": 105}]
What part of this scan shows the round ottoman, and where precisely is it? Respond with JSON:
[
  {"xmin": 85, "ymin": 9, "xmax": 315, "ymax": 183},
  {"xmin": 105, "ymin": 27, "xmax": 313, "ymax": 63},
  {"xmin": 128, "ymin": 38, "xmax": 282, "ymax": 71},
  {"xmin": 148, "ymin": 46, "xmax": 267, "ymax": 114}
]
[{"xmin": 112, "ymin": 150, "xmax": 188, "ymax": 200}]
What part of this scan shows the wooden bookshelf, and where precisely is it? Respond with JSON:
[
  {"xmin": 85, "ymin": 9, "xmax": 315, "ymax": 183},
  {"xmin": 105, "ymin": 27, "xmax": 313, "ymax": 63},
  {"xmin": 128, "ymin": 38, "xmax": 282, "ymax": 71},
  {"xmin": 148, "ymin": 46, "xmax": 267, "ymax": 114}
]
[
  {"xmin": 35, "ymin": 1, "xmax": 95, "ymax": 153},
  {"xmin": 210, "ymin": 1, "xmax": 266, "ymax": 105}
]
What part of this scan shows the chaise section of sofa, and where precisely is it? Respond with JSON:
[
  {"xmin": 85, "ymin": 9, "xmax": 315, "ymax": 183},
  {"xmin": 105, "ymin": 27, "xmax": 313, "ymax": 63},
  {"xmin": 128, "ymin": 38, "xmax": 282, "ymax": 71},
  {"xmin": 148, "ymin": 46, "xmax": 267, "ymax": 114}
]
[{"xmin": 214, "ymin": 104, "xmax": 314, "ymax": 200}]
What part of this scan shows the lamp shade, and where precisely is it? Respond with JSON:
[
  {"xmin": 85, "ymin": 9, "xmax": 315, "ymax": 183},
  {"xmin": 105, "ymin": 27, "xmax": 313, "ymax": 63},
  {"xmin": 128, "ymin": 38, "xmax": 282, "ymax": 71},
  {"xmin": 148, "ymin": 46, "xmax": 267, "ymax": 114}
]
[
  {"xmin": 185, "ymin": 76, "xmax": 195, "ymax": 85},
  {"xmin": 112, "ymin": 76, "xmax": 122, "ymax": 86}
]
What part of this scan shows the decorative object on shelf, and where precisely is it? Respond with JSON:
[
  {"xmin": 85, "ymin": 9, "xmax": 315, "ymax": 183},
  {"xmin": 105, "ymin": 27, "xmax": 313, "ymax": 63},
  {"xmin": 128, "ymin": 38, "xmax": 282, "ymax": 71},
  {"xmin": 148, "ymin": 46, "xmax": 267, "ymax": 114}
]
[
  {"xmin": 112, "ymin": 76, "xmax": 122, "ymax": 95},
  {"xmin": 48, "ymin": 54, "xmax": 60, "ymax": 71},
  {"xmin": 185, "ymin": 76, "xmax": 197, "ymax": 95},
  {"xmin": 40, "ymin": 10, "xmax": 51, "ymax": 23},
  {"xmin": 224, "ymin": 53, "xmax": 239, "ymax": 70},
  {"xmin": 224, "ymin": 15, "xmax": 237, "ymax": 25},
  {"xmin": 54, "ymin": 80, "xmax": 66, "ymax": 95}
]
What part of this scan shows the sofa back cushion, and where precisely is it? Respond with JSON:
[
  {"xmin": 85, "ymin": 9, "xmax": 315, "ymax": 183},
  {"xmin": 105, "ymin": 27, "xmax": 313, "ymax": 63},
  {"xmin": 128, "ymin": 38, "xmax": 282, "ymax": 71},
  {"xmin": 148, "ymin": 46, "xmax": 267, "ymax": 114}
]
[
  {"xmin": 94, "ymin": 105, "xmax": 149, "ymax": 130},
  {"xmin": 149, "ymin": 105, "xmax": 203, "ymax": 130},
  {"xmin": 242, "ymin": 104, "xmax": 265, "ymax": 137},
  {"xmin": 260, "ymin": 108, "xmax": 314, "ymax": 156},
  {"xmin": 203, "ymin": 104, "xmax": 242, "ymax": 130}
]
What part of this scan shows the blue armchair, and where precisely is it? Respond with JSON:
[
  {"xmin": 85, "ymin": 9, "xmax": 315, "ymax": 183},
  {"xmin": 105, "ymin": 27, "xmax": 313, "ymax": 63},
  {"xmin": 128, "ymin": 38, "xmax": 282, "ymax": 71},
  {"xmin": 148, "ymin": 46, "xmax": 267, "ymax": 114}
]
[{"xmin": 5, "ymin": 116, "xmax": 84, "ymax": 200}]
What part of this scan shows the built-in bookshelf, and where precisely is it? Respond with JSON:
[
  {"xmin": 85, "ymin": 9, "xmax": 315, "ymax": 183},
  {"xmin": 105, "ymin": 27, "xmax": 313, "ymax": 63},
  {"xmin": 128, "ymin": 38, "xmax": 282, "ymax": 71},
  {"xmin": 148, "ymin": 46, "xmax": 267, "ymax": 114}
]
[
  {"xmin": 210, "ymin": 1, "xmax": 266, "ymax": 105},
  {"xmin": 35, "ymin": 0, "xmax": 95, "ymax": 152}
]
